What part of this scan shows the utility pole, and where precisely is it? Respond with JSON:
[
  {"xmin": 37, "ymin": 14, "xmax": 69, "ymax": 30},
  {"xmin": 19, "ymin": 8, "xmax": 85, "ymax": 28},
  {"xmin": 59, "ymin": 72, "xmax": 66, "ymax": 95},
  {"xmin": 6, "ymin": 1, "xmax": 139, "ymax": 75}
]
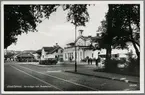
[{"xmin": 75, "ymin": 25, "xmax": 77, "ymax": 72}]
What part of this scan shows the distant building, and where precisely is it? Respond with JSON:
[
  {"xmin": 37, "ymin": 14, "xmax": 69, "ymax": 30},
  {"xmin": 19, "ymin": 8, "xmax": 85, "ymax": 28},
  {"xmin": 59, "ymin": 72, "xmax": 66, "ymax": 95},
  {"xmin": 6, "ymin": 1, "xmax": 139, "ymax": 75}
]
[
  {"xmin": 16, "ymin": 53, "xmax": 35, "ymax": 62},
  {"xmin": 40, "ymin": 44, "xmax": 63, "ymax": 61}
]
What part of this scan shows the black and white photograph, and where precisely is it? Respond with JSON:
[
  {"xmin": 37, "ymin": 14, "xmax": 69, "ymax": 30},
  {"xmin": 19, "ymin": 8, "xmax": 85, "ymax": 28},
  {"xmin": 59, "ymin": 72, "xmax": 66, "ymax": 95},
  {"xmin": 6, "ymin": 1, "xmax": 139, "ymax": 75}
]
[{"xmin": 1, "ymin": 1, "xmax": 144, "ymax": 94}]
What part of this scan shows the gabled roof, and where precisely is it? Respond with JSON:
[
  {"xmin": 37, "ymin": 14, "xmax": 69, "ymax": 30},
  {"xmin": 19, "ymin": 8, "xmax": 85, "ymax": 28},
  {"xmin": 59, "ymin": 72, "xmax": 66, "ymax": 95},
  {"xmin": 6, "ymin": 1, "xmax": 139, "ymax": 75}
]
[
  {"xmin": 75, "ymin": 35, "xmax": 101, "ymax": 43},
  {"xmin": 36, "ymin": 49, "xmax": 42, "ymax": 55},
  {"xmin": 43, "ymin": 47, "xmax": 54, "ymax": 52},
  {"xmin": 17, "ymin": 53, "xmax": 34, "ymax": 58},
  {"xmin": 42, "ymin": 46, "xmax": 62, "ymax": 54}
]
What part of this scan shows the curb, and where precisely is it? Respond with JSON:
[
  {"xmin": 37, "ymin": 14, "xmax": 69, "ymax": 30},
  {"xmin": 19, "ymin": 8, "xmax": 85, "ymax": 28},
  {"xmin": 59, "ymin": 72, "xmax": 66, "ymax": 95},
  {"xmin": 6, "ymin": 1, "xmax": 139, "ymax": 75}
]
[{"xmin": 65, "ymin": 71, "xmax": 138, "ymax": 84}]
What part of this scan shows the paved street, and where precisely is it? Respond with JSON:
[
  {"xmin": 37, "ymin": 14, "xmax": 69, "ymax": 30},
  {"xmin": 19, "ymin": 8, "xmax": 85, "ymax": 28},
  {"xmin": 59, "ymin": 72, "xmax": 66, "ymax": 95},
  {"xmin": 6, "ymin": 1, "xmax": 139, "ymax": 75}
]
[{"xmin": 4, "ymin": 62, "xmax": 139, "ymax": 91}]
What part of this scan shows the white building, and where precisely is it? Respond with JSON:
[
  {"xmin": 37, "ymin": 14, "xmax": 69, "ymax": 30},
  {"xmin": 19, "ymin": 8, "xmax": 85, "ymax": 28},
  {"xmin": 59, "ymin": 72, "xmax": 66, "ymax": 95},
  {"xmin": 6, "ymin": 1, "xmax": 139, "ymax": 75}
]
[
  {"xmin": 40, "ymin": 44, "xmax": 63, "ymax": 61},
  {"xmin": 63, "ymin": 30, "xmax": 100, "ymax": 62},
  {"xmin": 63, "ymin": 30, "xmax": 137, "ymax": 62}
]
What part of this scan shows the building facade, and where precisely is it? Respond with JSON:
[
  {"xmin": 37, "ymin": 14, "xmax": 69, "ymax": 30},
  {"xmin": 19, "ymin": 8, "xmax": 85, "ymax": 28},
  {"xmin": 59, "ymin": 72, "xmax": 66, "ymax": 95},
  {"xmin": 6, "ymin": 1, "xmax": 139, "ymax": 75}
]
[
  {"xmin": 63, "ymin": 30, "xmax": 137, "ymax": 63},
  {"xmin": 16, "ymin": 53, "xmax": 35, "ymax": 62},
  {"xmin": 63, "ymin": 30, "xmax": 100, "ymax": 62},
  {"xmin": 40, "ymin": 44, "xmax": 63, "ymax": 61}
]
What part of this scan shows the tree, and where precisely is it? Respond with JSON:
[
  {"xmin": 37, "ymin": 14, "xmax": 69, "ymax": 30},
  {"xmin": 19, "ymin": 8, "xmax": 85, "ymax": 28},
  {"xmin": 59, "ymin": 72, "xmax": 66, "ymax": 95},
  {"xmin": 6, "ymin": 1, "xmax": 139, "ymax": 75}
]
[
  {"xmin": 97, "ymin": 4, "xmax": 140, "ymax": 70},
  {"xmin": 4, "ymin": 5, "xmax": 59, "ymax": 49},
  {"xmin": 110, "ymin": 4, "xmax": 140, "ymax": 61}
]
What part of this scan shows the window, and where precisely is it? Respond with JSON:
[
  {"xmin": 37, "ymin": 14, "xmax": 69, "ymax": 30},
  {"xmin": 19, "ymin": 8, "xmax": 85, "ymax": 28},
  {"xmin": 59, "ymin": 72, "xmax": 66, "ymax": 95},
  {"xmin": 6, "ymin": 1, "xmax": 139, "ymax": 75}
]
[
  {"xmin": 80, "ymin": 52, "xmax": 82, "ymax": 57},
  {"xmin": 65, "ymin": 53, "xmax": 67, "ymax": 59},
  {"xmin": 71, "ymin": 53, "xmax": 74, "ymax": 59}
]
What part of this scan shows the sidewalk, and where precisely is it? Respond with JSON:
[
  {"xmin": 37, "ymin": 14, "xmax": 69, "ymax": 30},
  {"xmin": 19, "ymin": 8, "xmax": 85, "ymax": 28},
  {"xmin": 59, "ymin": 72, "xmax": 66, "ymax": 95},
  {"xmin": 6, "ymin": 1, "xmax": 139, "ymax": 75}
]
[{"xmin": 64, "ymin": 65, "xmax": 139, "ymax": 84}]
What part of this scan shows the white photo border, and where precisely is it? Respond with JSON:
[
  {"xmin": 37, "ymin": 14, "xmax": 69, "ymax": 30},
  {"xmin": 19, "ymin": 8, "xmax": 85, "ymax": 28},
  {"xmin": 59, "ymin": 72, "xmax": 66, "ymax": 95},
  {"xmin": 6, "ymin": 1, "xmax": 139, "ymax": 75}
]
[{"xmin": 1, "ymin": 0, "xmax": 144, "ymax": 94}]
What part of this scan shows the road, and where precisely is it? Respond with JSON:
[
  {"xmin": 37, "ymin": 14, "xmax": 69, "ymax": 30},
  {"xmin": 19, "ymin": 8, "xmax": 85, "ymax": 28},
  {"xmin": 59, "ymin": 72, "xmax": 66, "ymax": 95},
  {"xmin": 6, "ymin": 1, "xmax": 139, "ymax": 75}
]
[{"xmin": 4, "ymin": 62, "xmax": 139, "ymax": 91}]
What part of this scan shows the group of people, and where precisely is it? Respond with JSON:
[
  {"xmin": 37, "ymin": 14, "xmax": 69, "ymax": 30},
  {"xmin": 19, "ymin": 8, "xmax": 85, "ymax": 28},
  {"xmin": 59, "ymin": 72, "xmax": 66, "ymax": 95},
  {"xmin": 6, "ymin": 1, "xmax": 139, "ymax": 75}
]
[
  {"xmin": 86, "ymin": 56, "xmax": 101, "ymax": 66},
  {"xmin": 86, "ymin": 57, "xmax": 93, "ymax": 65}
]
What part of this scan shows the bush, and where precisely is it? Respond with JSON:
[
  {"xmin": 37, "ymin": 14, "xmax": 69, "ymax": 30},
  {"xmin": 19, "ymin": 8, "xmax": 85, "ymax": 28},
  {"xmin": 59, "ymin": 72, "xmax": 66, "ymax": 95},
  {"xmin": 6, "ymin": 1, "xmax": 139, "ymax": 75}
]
[
  {"xmin": 128, "ymin": 56, "xmax": 139, "ymax": 73},
  {"xmin": 39, "ymin": 58, "xmax": 57, "ymax": 65},
  {"xmin": 104, "ymin": 59, "xmax": 119, "ymax": 72},
  {"xmin": 127, "ymin": 51, "xmax": 139, "ymax": 75}
]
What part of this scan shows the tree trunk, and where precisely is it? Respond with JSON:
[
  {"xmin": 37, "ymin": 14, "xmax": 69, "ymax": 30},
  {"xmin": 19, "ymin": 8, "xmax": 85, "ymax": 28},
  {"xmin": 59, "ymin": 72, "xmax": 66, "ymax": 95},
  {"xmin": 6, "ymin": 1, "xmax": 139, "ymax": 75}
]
[
  {"xmin": 105, "ymin": 5, "xmax": 113, "ymax": 71},
  {"xmin": 105, "ymin": 44, "xmax": 112, "ymax": 71},
  {"xmin": 131, "ymin": 40, "xmax": 140, "ymax": 60}
]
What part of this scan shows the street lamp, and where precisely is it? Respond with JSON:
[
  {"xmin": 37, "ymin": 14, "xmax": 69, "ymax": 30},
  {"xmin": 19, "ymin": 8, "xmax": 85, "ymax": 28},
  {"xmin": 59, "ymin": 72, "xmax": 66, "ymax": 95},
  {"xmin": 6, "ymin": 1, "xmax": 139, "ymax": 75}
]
[
  {"xmin": 74, "ymin": 29, "xmax": 84, "ymax": 72},
  {"xmin": 75, "ymin": 26, "xmax": 77, "ymax": 72}
]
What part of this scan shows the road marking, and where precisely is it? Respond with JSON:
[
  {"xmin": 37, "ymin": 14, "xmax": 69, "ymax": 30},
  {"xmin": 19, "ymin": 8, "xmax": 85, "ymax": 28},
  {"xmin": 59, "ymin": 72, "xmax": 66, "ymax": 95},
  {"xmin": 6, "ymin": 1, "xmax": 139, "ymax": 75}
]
[
  {"xmin": 47, "ymin": 70, "xmax": 62, "ymax": 73},
  {"xmin": 10, "ymin": 65, "xmax": 62, "ymax": 91},
  {"xmin": 17, "ymin": 65, "xmax": 99, "ymax": 91}
]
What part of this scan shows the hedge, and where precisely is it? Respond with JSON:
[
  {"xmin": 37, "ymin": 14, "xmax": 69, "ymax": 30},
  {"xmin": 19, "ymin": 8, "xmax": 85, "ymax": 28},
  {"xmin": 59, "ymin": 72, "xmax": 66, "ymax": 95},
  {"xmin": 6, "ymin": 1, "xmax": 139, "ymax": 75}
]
[{"xmin": 39, "ymin": 58, "xmax": 57, "ymax": 65}]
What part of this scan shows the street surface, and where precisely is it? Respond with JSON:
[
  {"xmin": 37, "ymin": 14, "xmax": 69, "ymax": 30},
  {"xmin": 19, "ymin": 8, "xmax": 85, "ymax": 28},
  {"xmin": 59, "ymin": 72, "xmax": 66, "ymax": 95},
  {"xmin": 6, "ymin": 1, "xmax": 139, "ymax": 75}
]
[{"xmin": 4, "ymin": 62, "xmax": 139, "ymax": 91}]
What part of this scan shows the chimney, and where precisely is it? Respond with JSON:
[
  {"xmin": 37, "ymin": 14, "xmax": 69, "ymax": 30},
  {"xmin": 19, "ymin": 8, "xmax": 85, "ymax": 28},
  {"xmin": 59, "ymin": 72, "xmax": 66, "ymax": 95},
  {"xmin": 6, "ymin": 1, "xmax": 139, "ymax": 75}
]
[
  {"xmin": 78, "ymin": 29, "xmax": 84, "ymax": 36},
  {"xmin": 56, "ymin": 43, "xmax": 58, "ymax": 46}
]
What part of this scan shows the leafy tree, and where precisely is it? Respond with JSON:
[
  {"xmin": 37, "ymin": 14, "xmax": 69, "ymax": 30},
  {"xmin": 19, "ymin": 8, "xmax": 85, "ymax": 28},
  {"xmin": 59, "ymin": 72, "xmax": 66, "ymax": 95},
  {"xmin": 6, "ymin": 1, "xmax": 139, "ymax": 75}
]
[
  {"xmin": 97, "ymin": 4, "xmax": 140, "ymax": 70},
  {"xmin": 62, "ymin": 4, "xmax": 89, "ymax": 26},
  {"xmin": 110, "ymin": 4, "xmax": 140, "ymax": 61},
  {"xmin": 4, "ymin": 52, "xmax": 15, "ymax": 59},
  {"xmin": 4, "ymin": 5, "xmax": 59, "ymax": 49}
]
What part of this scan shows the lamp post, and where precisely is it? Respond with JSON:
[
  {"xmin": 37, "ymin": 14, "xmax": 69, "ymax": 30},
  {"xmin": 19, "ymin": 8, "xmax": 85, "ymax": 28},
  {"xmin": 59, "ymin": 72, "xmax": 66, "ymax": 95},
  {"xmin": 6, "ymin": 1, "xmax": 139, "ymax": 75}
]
[{"xmin": 75, "ymin": 25, "xmax": 77, "ymax": 72}]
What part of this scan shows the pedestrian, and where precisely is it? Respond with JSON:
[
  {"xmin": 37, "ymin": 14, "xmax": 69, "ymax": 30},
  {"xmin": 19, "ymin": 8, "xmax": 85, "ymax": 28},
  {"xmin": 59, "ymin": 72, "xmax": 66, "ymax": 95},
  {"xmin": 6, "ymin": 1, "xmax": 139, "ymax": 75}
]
[
  {"xmin": 95, "ymin": 58, "xmax": 98, "ymax": 66},
  {"xmin": 86, "ymin": 56, "xmax": 90, "ymax": 65},
  {"xmin": 90, "ymin": 58, "xmax": 92, "ymax": 65},
  {"xmin": 96, "ymin": 56, "xmax": 101, "ymax": 67}
]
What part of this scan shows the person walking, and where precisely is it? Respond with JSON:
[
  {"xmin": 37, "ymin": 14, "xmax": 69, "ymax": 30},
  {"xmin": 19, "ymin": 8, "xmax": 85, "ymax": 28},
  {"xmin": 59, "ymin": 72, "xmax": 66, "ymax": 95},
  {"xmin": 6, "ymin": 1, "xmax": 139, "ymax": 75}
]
[
  {"xmin": 94, "ymin": 52, "xmax": 100, "ymax": 67},
  {"xmin": 86, "ymin": 56, "xmax": 90, "ymax": 65},
  {"xmin": 96, "ymin": 56, "xmax": 101, "ymax": 67},
  {"xmin": 88, "ymin": 57, "xmax": 90, "ymax": 65},
  {"xmin": 90, "ymin": 57, "xmax": 92, "ymax": 65}
]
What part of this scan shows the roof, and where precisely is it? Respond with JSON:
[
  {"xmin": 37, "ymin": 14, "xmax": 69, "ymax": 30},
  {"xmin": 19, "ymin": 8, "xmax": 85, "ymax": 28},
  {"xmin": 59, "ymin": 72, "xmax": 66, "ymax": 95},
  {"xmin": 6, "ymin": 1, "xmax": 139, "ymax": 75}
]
[
  {"xmin": 22, "ymin": 50, "xmax": 36, "ymax": 53},
  {"xmin": 17, "ymin": 53, "xmax": 34, "ymax": 58},
  {"xmin": 43, "ymin": 46, "xmax": 62, "ymax": 54},
  {"xmin": 75, "ymin": 35, "xmax": 101, "ymax": 43},
  {"xmin": 66, "ymin": 42, "xmax": 75, "ymax": 46},
  {"xmin": 36, "ymin": 49, "xmax": 42, "ymax": 55}
]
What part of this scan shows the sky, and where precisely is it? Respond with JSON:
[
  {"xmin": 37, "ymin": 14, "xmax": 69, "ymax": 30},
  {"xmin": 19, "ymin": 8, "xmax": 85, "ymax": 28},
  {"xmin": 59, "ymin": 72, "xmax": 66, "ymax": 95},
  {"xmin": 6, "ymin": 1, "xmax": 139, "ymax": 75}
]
[{"xmin": 7, "ymin": 4, "xmax": 108, "ymax": 51}]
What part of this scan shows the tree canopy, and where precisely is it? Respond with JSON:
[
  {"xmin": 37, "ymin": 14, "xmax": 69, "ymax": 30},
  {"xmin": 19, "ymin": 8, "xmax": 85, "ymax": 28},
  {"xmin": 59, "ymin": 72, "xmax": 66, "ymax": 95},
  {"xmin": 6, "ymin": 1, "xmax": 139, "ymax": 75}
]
[
  {"xmin": 4, "ymin": 5, "xmax": 59, "ymax": 49},
  {"xmin": 4, "ymin": 4, "xmax": 90, "ymax": 49},
  {"xmin": 62, "ymin": 4, "xmax": 89, "ymax": 27},
  {"xmin": 97, "ymin": 4, "xmax": 140, "ymax": 63}
]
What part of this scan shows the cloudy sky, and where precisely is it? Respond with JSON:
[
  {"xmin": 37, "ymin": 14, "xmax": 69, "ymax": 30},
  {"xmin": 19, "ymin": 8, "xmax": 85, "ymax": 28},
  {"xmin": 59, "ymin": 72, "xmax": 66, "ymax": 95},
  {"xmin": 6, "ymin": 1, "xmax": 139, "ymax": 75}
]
[{"xmin": 7, "ymin": 4, "xmax": 108, "ymax": 51}]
